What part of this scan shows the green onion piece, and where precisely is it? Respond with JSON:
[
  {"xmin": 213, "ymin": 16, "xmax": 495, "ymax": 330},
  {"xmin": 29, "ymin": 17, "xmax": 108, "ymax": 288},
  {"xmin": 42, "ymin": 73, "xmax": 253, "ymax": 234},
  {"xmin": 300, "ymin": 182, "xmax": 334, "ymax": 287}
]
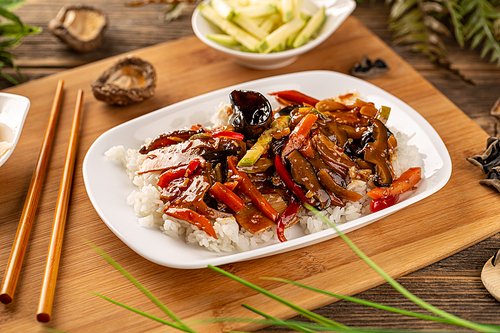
[
  {"xmin": 238, "ymin": 115, "xmax": 290, "ymax": 167},
  {"xmin": 378, "ymin": 105, "xmax": 391, "ymax": 124}
]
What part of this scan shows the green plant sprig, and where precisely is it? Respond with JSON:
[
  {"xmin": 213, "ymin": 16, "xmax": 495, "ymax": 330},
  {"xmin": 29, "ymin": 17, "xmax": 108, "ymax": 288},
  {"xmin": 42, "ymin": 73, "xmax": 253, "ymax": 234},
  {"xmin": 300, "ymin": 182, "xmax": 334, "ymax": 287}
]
[
  {"xmin": 89, "ymin": 243, "xmax": 196, "ymax": 333},
  {"xmin": 0, "ymin": 0, "xmax": 41, "ymax": 84},
  {"xmin": 89, "ymin": 205, "xmax": 500, "ymax": 332},
  {"xmin": 304, "ymin": 203, "xmax": 500, "ymax": 333},
  {"xmin": 461, "ymin": 0, "xmax": 500, "ymax": 64},
  {"xmin": 208, "ymin": 264, "xmax": 346, "ymax": 329},
  {"xmin": 381, "ymin": 0, "xmax": 500, "ymax": 83},
  {"xmin": 263, "ymin": 277, "xmax": 456, "ymax": 326}
]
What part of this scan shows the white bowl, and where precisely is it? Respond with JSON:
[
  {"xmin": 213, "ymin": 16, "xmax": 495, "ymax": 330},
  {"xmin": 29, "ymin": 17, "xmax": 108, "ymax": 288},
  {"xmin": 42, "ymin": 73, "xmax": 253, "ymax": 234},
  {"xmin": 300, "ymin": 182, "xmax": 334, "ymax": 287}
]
[
  {"xmin": 191, "ymin": 0, "xmax": 356, "ymax": 70},
  {"xmin": 0, "ymin": 92, "xmax": 30, "ymax": 168}
]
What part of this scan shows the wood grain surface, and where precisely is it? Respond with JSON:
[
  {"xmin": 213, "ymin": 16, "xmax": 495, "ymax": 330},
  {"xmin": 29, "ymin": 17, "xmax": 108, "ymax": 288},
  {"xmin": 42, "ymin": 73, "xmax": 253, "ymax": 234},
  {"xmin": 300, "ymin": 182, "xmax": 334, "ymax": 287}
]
[{"xmin": 1, "ymin": 1, "xmax": 500, "ymax": 332}]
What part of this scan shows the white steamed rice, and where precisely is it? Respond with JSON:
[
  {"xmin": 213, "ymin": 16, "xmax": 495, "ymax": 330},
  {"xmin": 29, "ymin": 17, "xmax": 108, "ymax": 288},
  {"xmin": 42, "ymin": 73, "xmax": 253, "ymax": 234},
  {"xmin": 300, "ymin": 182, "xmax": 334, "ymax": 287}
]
[{"xmin": 105, "ymin": 103, "xmax": 421, "ymax": 253}]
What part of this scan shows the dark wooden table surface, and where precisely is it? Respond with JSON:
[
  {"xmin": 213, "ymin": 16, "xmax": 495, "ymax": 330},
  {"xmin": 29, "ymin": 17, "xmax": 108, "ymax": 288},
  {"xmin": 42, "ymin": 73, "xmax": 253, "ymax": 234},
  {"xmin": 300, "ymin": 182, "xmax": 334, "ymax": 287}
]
[{"xmin": 3, "ymin": 0, "xmax": 500, "ymax": 331}]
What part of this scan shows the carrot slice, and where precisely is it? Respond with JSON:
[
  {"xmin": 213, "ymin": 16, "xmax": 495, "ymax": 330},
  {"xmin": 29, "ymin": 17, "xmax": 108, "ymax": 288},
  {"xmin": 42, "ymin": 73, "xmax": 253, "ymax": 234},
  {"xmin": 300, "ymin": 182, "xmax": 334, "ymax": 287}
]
[
  {"xmin": 281, "ymin": 112, "xmax": 318, "ymax": 159},
  {"xmin": 367, "ymin": 167, "xmax": 421, "ymax": 200},
  {"xmin": 209, "ymin": 182, "xmax": 245, "ymax": 213}
]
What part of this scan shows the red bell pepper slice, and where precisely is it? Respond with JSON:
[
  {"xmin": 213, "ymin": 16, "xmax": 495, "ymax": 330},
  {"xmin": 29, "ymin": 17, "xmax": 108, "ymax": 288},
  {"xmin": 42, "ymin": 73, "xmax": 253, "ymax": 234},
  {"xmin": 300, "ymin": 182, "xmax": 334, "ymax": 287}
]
[
  {"xmin": 367, "ymin": 167, "xmax": 421, "ymax": 200},
  {"xmin": 209, "ymin": 182, "xmax": 245, "ymax": 213},
  {"xmin": 164, "ymin": 206, "xmax": 217, "ymax": 239},
  {"xmin": 276, "ymin": 201, "xmax": 301, "ymax": 242},
  {"xmin": 227, "ymin": 156, "xmax": 279, "ymax": 222},
  {"xmin": 212, "ymin": 130, "xmax": 244, "ymax": 140},
  {"xmin": 281, "ymin": 112, "xmax": 318, "ymax": 159},
  {"xmin": 269, "ymin": 90, "xmax": 319, "ymax": 106},
  {"xmin": 274, "ymin": 96, "xmax": 296, "ymax": 107},
  {"xmin": 369, "ymin": 195, "xmax": 400, "ymax": 212},
  {"xmin": 157, "ymin": 159, "xmax": 201, "ymax": 188},
  {"xmin": 274, "ymin": 155, "xmax": 310, "ymax": 204}
]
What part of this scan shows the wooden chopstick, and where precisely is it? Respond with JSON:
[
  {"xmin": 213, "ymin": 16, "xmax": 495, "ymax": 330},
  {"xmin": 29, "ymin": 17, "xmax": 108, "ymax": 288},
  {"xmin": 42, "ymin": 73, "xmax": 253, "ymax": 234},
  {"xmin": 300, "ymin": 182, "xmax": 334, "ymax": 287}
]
[
  {"xmin": 37, "ymin": 89, "xmax": 84, "ymax": 323},
  {"xmin": 0, "ymin": 79, "xmax": 65, "ymax": 304}
]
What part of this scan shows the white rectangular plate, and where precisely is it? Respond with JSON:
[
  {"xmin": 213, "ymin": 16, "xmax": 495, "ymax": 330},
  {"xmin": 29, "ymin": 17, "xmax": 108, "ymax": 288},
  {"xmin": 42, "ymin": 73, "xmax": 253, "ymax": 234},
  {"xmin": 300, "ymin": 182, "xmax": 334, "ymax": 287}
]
[{"xmin": 83, "ymin": 70, "xmax": 452, "ymax": 269}]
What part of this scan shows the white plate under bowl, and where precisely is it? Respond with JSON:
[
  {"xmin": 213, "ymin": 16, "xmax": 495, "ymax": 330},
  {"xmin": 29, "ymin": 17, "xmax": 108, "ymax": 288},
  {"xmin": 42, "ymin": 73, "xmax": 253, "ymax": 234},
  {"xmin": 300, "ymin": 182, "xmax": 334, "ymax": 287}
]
[
  {"xmin": 192, "ymin": 0, "xmax": 356, "ymax": 70},
  {"xmin": 83, "ymin": 70, "xmax": 452, "ymax": 269},
  {"xmin": 0, "ymin": 92, "xmax": 31, "ymax": 168}
]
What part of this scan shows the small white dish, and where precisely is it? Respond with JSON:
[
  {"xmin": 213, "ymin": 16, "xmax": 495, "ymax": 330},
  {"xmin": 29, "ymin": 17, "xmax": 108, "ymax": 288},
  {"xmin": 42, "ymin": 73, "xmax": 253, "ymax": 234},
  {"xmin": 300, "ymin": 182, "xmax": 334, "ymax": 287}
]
[
  {"xmin": 0, "ymin": 92, "xmax": 31, "ymax": 168},
  {"xmin": 83, "ymin": 70, "xmax": 452, "ymax": 269},
  {"xmin": 191, "ymin": 0, "xmax": 356, "ymax": 70}
]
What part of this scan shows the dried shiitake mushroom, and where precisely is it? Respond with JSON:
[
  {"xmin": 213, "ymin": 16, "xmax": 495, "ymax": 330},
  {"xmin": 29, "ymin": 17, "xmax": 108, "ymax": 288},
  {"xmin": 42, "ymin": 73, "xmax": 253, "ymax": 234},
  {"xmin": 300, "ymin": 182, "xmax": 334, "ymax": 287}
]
[
  {"xmin": 49, "ymin": 4, "xmax": 108, "ymax": 52},
  {"xmin": 91, "ymin": 56, "xmax": 157, "ymax": 106}
]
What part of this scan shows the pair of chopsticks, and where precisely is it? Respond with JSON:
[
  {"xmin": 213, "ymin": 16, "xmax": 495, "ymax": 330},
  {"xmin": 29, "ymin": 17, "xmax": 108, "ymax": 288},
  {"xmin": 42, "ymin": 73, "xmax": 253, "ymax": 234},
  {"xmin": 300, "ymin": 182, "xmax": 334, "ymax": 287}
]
[{"xmin": 0, "ymin": 79, "xmax": 85, "ymax": 323}]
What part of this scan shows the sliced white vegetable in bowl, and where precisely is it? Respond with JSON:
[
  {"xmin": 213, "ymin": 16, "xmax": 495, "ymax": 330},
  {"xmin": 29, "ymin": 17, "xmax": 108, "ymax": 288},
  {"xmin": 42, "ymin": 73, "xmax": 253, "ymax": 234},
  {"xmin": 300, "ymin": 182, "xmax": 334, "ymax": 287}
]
[{"xmin": 192, "ymin": 0, "xmax": 356, "ymax": 69}]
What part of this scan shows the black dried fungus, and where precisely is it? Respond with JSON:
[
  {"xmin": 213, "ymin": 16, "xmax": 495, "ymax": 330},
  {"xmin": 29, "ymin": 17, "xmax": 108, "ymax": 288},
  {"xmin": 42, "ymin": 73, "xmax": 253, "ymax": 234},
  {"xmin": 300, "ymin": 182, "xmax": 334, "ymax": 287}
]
[
  {"xmin": 351, "ymin": 55, "xmax": 390, "ymax": 79},
  {"xmin": 229, "ymin": 90, "xmax": 273, "ymax": 140},
  {"xmin": 467, "ymin": 137, "xmax": 500, "ymax": 192}
]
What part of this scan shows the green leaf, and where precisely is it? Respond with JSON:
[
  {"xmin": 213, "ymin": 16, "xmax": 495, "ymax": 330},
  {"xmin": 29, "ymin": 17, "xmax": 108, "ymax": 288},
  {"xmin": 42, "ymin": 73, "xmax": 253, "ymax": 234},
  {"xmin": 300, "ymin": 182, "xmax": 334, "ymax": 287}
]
[
  {"xmin": 424, "ymin": 15, "xmax": 451, "ymax": 36},
  {"xmin": 443, "ymin": 0, "xmax": 464, "ymax": 47},
  {"xmin": 0, "ymin": 1, "xmax": 41, "ymax": 85},
  {"xmin": 90, "ymin": 243, "xmax": 197, "ymax": 333},
  {"xmin": 471, "ymin": 29, "xmax": 486, "ymax": 49},
  {"xmin": 393, "ymin": 31, "xmax": 428, "ymax": 45},
  {"xmin": 303, "ymin": 204, "xmax": 500, "ymax": 333},
  {"xmin": 242, "ymin": 304, "xmax": 318, "ymax": 333},
  {"xmin": 389, "ymin": 0, "xmax": 418, "ymax": 20},
  {"xmin": 0, "ymin": 6, "xmax": 23, "ymax": 27},
  {"xmin": 92, "ymin": 292, "xmax": 190, "ymax": 330},
  {"xmin": 0, "ymin": 0, "xmax": 26, "ymax": 10},
  {"xmin": 208, "ymin": 265, "xmax": 346, "ymax": 329},
  {"xmin": 0, "ymin": 23, "xmax": 36, "ymax": 36},
  {"xmin": 0, "ymin": 69, "xmax": 19, "ymax": 84},
  {"xmin": 481, "ymin": 39, "xmax": 494, "ymax": 58},
  {"xmin": 464, "ymin": 19, "xmax": 482, "ymax": 39},
  {"xmin": 265, "ymin": 277, "xmax": 463, "ymax": 327},
  {"xmin": 490, "ymin": 49, "xmax": 500, "ymax": 64},
  {"xmin": 421, "ymin": 1, "xmax": 445, "ymax": 14}
]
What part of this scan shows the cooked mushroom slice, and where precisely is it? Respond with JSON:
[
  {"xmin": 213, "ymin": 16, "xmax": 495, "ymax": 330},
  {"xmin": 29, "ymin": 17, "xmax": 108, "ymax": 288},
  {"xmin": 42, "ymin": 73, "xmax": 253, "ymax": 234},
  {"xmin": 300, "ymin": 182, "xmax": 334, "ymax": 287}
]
[
  {"xmin": 363, "ymin": 119, "xmax": 393, "ymax": 187},
  {"xmin": 311, "ymin": 132, "xmax": 357, "ymax": 179},
  {"xmin": 287, "ymin": 150, "xmax": 331, "ymax": 210},
  {"xmin": 235, "ymin": 194, "xmax": 287, "ymax": 234},
  {"xmin": 317, "ymin": 169, "xmax": 363, "ymax": 203},
  {"xmin": 91, "ymin": 56, "xmax": 156, "ymax": 106},
  {"xmin": 48, "ymin": 4, "xmax": 108, "ymax": 52}
]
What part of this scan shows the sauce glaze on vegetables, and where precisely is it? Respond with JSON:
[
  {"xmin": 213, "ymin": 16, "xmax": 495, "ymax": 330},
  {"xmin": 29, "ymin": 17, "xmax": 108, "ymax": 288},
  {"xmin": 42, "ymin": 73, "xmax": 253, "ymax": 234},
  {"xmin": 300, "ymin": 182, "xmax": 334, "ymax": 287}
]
[{"xmin": 138, "ymin": 90, "xmax": 421, "ymax": 241}]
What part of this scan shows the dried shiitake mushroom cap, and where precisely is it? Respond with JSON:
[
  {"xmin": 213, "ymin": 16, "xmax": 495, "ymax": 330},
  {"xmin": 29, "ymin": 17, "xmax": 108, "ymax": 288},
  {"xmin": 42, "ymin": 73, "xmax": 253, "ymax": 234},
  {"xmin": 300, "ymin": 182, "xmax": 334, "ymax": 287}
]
[
  {"xmin": 49, "ymin": 4, "xmax": 108, "ymax": 53},
  {"xmin": 91, "ymin": 56, "xmax": 157, "ymax": 106}
]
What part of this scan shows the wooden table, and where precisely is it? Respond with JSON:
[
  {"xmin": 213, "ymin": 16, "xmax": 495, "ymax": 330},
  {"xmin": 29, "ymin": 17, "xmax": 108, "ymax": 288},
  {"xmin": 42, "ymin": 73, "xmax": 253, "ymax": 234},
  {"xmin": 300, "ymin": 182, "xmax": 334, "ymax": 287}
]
[{"xmin": 1, "ymin": 0, "xmax": 500, "ymax": 331}]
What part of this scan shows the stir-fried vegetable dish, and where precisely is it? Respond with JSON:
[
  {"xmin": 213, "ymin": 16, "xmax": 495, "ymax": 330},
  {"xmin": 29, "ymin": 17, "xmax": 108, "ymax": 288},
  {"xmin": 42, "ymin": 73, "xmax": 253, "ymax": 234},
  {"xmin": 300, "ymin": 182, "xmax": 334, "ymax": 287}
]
[{"xmin": 136, "ymin": 89, "xmax": 422, "ymax": 242}]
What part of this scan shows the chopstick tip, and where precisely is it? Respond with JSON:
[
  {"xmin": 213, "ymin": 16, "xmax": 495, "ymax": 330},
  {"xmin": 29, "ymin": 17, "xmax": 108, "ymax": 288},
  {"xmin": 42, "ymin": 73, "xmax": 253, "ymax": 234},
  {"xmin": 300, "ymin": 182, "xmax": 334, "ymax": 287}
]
[
  {"xmin": 37, "ymin": 312, "xmax": 50, "ymax": 323},
  {"xmin": 0, "ymin": 293, "xmax": 13, "ymax": 304}
]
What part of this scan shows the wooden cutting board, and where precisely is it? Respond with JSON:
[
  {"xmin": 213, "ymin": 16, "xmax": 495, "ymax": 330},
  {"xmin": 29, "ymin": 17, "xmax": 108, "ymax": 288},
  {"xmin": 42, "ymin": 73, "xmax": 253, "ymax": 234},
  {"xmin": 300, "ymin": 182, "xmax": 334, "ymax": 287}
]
[{"xmin": 1, "ymin": 16, "xmax": 498, "ymax": 332}]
